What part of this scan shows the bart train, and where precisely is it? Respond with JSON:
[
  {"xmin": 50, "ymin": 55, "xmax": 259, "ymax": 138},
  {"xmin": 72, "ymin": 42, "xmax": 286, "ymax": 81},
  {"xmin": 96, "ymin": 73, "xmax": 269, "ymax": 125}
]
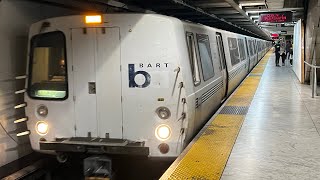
[{"xmin": 25, "ymin": 14, "xmax": 271, "ymax": 160}]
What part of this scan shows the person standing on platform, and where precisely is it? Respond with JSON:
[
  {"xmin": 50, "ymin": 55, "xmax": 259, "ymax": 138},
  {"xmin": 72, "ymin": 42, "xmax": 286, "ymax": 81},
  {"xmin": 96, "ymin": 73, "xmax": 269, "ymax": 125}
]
[
  {"xmin": 281, "ymin": 51, "xmax": 286, "ymax": 66},
  {"xmin": 290, "ymin": 45, "xmax": 293, "ymax": 66},
  {"xmin": 285, "ymin": 41, "xmax": 292, "ymax": 60},
  {"xmin": 274, "ymin": 42, "xmax": 281, "ymax": 66}
]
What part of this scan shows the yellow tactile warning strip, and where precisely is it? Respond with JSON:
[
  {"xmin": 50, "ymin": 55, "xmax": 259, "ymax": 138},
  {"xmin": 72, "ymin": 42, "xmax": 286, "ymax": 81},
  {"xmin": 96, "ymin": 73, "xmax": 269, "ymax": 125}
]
[{"xmin": 160, "ymin": 51, "xmax": 272, "ymax": 180}]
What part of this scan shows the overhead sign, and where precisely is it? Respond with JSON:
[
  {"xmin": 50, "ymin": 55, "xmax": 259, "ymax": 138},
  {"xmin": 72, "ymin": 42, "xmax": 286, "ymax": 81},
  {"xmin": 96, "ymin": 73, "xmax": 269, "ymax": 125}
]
[{"xmin": 259, "ymin": 12, "xmax": 293, "ymax": 23}]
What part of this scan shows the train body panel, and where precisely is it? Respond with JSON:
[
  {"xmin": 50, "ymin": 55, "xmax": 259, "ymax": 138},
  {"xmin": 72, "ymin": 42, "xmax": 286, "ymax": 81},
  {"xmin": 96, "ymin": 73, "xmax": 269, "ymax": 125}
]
[
  {"xmin": 222, "ymin": 32, "xmax": 249, "ymax": 95},
  {"xmin": 181, "ymin": 23, "xmax": 225, "ymax": 143},
  {"xmin": 25, "ymin": 13, "xmax": 271, "ymax": 158}
]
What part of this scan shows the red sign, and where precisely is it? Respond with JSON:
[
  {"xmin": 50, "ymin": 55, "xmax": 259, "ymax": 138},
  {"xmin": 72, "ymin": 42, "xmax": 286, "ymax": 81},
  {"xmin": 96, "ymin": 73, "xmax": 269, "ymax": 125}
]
[
  {"xmin": 271, "ymin": 33, "xmax": 279, "ymax": 39},
  {"xmin": 259, "ymin": 12, "xmax": 292, "ymax": 23}
]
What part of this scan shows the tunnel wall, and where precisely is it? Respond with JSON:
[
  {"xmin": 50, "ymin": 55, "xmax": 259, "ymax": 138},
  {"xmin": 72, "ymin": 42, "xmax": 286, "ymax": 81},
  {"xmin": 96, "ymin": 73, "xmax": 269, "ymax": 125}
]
[{"xmin": 0, "ymin": 0, "xmax": 80, "ymax": 167}]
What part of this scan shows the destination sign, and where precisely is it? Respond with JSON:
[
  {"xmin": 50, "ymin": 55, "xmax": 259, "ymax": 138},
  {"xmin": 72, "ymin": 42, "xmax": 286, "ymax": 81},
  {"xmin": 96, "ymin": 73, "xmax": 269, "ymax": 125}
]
[{"xmin": 259, "ymin": 12, "xmax": 293, "ymax": 23}]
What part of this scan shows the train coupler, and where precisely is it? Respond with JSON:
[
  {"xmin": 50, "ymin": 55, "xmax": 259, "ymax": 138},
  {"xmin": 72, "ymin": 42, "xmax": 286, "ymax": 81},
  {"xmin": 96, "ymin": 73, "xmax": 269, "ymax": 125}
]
[{"xmin": 84, "ymin": 156, "xmax": 112, "ymax": 180}]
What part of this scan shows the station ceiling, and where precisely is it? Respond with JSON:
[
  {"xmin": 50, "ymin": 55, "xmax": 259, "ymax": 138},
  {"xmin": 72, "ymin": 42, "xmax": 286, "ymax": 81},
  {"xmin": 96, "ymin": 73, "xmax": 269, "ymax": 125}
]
[{"xmin": 31, "ymin": 0, "xmax": 306, "ymax": 40}]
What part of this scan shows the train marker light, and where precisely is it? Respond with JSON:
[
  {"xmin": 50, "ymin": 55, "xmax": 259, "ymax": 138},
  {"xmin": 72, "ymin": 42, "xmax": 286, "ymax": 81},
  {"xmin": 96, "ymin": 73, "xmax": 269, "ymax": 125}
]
[
  {"xmin": 158, "ymin": 143, "xmax": 170, "ymax": 154},
  {"xmin": 85, "ymin": 15, "xmax": 102, "ymax": 24},
  {"xmin": 155, "ymin": 124, "xmax": 171, "ymax": 141},
  {"xmin": 37, "ymin": 105, "xmax": 48, "ymax": 117},
  {"xmin": 36, "ymin": 121, "xmax": 49, "ymax": 136},
  {"xmin": 156, "ymin": 107, "xmax": 171, "ymax": 119}
]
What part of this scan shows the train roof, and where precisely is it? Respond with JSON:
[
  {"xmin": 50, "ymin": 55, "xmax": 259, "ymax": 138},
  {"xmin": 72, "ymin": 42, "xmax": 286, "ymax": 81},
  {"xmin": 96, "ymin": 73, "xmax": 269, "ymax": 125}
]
[{"xmin": 31, "ymin": 13, "xmax": 268, "ymax": 41}]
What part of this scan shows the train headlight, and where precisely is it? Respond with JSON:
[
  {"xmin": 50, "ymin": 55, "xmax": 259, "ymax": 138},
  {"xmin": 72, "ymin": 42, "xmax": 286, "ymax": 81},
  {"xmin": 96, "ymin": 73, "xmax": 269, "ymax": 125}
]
[
  {"xmin": 156, "ymin": 107, "xmax": 171, "ymax": 119},
  {"xmin": 155, "ymin": 124, "xmax": 171, "ymax": 141},
  {"xmin": 36, "ymin": 121, "xmax": 48, "ymax": 136},
  {"xmin": 37, "ymin": 105, "xmax": 48, "ymax": 117}
]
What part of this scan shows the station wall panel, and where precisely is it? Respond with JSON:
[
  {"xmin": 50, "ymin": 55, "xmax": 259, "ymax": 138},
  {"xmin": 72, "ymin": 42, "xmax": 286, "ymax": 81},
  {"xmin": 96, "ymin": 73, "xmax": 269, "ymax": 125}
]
[{"xmin": 293, "ymin": 19, "xmax": 304, "ymax": 83}]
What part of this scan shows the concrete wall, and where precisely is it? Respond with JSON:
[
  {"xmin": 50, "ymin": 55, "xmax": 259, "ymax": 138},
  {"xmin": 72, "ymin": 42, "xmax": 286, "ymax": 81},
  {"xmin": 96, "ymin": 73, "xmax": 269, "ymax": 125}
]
[
  {"xmin": 304, "ymin": 0, "xmax": 320, "ymax": 82},
  {"xmin": 0, "ymin": 0, "xmax": 80, "ymax": 167}
]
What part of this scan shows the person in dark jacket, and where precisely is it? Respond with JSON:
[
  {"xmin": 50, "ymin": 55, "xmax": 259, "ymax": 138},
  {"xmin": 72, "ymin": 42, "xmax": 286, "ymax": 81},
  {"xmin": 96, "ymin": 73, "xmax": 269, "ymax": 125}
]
[
  {"xmin": 274, "ymin": 42, "xmax": 281, "ymax": 66},
  {"xmin": 290, "ymin": 46, "xmax": 293, "ymax": 66},
  {"xmin": 281, "ymin": 52, "xmax": 286, "ymax": 66},
  {"xmin": 285, "ymin": 41, "xmax": 292, "ymax": 60}
]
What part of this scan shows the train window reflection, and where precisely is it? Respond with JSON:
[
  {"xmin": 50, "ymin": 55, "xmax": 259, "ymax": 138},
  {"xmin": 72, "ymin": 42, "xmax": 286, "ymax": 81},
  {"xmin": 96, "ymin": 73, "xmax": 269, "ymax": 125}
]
[
  {"xmin": 28, "ymin": 31, "xmax": 68, "ymax": 100},
  {"xmin": 258, "ymin": 41, "xmax": 261, "ymax": 51},
  {"xmin": 197, "ymin": 34, "xmax": 215, "ymax": 81},
  {"xmin": 228, "ymin": 37, "xmax": 240, "ymax": 66},
  {"xmin": 248, "ymin": 40, "xmax": 254, "ymax": 56},
  {"xmin": 238, "ymin": 39, "xmax": 246, "ymax": 61}
]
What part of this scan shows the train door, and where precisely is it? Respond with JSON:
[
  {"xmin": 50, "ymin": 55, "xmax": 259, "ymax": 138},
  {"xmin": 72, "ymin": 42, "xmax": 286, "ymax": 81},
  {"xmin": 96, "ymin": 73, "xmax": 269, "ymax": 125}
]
[
  {"xmin": 244, "ymin": 37, "xmax": 251, "ymax": 73},
  {"xmin": 72, "ymin": 28, "xmax": 97, "ymax": 137},
  {"xmin": 254, "ymin": 40, "xmax": 258, "ymax": 63},
  {"xmin": 96, "ymin": 28, "xmax": 122, "ymax": 139},
  {"xmin": 72, "ymin": 27, "xmax": 122, "ymax": 138},
  {"xmin": 186, "ymin": 32, "xmax": 201, "ymax": 135},
  {"xmin": 216, "ymin": 33, "xmax": 228, "ymax": 101}
]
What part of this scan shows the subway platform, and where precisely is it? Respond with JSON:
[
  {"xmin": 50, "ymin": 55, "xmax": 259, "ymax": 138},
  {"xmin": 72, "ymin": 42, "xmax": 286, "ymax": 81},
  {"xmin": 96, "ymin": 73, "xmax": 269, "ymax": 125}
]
[{"xmin": 161, "ymin": 51, "xmax": 320, "ymax": 179}]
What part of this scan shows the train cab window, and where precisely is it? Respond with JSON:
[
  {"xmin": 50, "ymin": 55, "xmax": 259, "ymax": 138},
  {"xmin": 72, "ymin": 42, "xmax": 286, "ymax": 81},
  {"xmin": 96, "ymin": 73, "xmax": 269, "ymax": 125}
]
[
  {"xmin": 28, "ymin": 31, "xmax": 68, "ymax": 100},
  {"xmin": 227, "ymin": 37, "xmax": 240, "ymax": 66},
  {"xmin": 196, "ymin": 34, "xmax": 215, "ymax": 81},
  {"xmin": 237, "ymin": 39, "xmax": 246, "ymax": 61},
  {"xmin": 186, "ymin": 32, "xmax": 201, "ymax": 85}
]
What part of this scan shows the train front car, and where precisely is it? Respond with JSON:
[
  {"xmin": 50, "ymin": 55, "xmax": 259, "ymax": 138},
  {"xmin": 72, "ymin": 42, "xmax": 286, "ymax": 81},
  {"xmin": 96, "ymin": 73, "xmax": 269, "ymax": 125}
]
[{"xmin": 25, "ymin": 14, "xmax": 189, "ymax": 160}]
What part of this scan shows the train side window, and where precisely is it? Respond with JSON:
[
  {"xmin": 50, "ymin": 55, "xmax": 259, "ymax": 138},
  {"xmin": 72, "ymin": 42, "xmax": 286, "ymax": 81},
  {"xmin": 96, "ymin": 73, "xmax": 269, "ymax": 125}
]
[
  {"xmin": 255, "ymin": 41, "xmax": 258, "ymax": 52},
  {"xmin": 260, "ymin": 42, "xmax": 262, "ymax": 51},
  {"xmin": 186, "ymin": 32, "xmax": 201, "ymax": 86},
  {"xmin": 237, "ymin": 38, "xmax": 246, "ymax": 61},
  {"xmin": 259, "ymin": 41, "xmax": 261, "ymax": 51},
  {"xmin": 28, "ymin": 31, "xmax": 68, "ymax": 100},
  {"xmin": 216, "ymin": 33, "xmax": 226, "ymax": 70},
  {"xmin": 249, "ymin": 40, "xmax": 254, "ymax": 56},
  {"xmin": 251, "ymin": 41, "xmax": 255, "ymax": 55},
  {"xmin": 196, "ymin": 34, "xmax": 215, "ymax": 81},
  {"xmin": 227, "ymin": 37, "xmax": 240, "ymax": 66}
]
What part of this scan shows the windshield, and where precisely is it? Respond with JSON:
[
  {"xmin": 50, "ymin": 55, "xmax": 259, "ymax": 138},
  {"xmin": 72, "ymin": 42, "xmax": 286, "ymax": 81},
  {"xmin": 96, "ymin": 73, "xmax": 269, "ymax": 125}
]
[{"xmin": 28, "ymin": 31, "xmax": 68, "ymax": 100}]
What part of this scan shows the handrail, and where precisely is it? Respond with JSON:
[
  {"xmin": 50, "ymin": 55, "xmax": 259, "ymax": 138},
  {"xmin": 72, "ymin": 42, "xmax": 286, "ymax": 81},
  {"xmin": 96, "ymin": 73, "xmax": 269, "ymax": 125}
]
[
  {"xmin": 304, "ymin": 61, "xmax": 319, "ymax": 98},
  {"xmin": 304, "ymin": 61, "xmax": 320, "ymax": 69}
]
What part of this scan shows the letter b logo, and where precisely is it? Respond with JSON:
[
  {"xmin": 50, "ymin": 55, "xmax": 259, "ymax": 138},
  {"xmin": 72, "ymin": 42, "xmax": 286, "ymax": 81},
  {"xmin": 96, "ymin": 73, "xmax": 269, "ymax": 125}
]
[{"xmin": 128, "ymin": 64, "xmax": 151, "ymax": 88}]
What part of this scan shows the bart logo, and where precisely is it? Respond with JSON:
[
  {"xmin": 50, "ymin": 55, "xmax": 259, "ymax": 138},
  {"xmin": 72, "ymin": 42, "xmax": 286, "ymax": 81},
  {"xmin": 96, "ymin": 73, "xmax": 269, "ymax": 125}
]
[{"xmin": 128, "ymin": 64, "xmax": 151, "ymax": 88}]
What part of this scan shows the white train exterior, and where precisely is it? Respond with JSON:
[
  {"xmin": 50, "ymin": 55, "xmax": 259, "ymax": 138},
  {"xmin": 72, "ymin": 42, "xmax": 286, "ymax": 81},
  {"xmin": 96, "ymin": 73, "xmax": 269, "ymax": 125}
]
[{"xmin": 25, "ymin": 14, "xmax": 271, "ymax": 158}]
